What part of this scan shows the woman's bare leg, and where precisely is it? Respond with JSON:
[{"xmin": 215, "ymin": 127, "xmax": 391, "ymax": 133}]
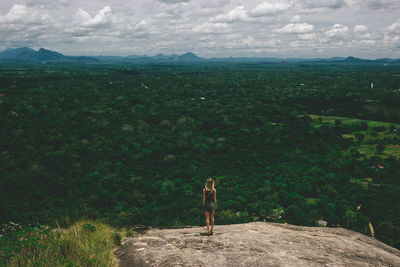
[
  {"xmin": 210, "ymin": 210, "xmax": 215, "ymax": 232},
  {"xmin": 205, "ymin": 211, "xmax": 210, "ymax": 233}
]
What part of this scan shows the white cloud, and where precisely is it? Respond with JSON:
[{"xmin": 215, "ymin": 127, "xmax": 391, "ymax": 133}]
[
  {"xmin": 324, "ymin": 24, "xmax": 349, "ymax": 38},
  {"xmin": 353, "ymin": 25, "xmax": 373, "ymax": 39},
  {"xmin": 274, "ymin": 23, "xmax": 314, "ymax": 34},
  {"xmin": 353, "ymin": 24, "xmax": 368, "ymax": 33},
  {"xmin": 0, "ymin": 0, "xmax": 398, "ymax": 58},
  {"xmin": 223, "ymin": 35, "xmax": 281, "ymax": 50},
  {"xmin": 298, "ymin": 33, "xmax": 316, "ymax": 40},
  {"xmin": 82, "ymin": 6, "xmax": 112, "ymax": 27},
  {"xmin": 383, "ymin": 19, "xmax": 400, "ymax": 47},
  {"xmin": 359, "ymin": 39, "xmax": 376, "ymax": 45},
  {"xmin": 210, "ymin": 6, "xmax": 252, "ymax": 23},
  {"xmin": 210, "ymin": 3, "xmax": 291, "ymax": 24},
  {"xmin": 73, "ymin": 8, "xmax": 91, "ymax": 22},
  {"xmin": 193, "ymin": 22, "xmax": 230, "ymax": 33},
  {"xmin": 62, "ymin": 6, "xmax": 151, "ymax": 43},
  {"xmin": 0, "ymin": 4, "xmax": 55, "ymax": 49},
  {"xmin": 242, "ymin": 35, "xmax": 260, "ymax": 47},
  {"xmin": 0, "ymin": 4, "xmax": 51, "ymax": 24},
  {"xmin": 249, "ymin": 2, "xmax": 291, "ymax": 17},
  {"xmin": 0, "ymin": 4, "xmax": 53, "ymax": 44},
  {"xmin": 1, "ymin": 4, "xmax": 29, "ymax": 22},
  {"xmin": 135, "ymin": 20, "xmax": 147, "ymax": 29},
  {"xmin": 290, "ymin": 15, "xmax": 301, "ymax": 22},
  {"xmin": 387, "ymin": 19, "xmax": 400, "ymax": 34}
]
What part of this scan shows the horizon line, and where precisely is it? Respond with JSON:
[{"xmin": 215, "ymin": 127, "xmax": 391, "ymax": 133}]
[{"xmin": 1, "ymin": 46, "xmax": 399, "ymax": 61}]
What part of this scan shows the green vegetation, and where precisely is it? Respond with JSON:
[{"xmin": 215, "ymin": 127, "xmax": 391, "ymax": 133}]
[
  {"xmin": 306, "ymin": 115, "xmax": 400, "ymax": 159},
  {"xmin": 357, "ymin": 144, "xmax": 400, "ymax": 159},
  {"xmin": 0, "ymin": 220, "xmax": 124, "ymax": 266},
  {"xmin": 307, "ymin": 115, "xmax": 400, "ymax": 129},
  {"xmin": 0, "ymin": 62, "xmax": 399, "ymax": 252}
]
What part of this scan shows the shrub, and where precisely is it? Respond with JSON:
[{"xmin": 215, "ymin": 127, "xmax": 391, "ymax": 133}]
[
  {"xmin": 355, "ymin": 133, "xmax": 364, "ymax": 143},
  {"xmin": 82, "ymin": 223, "xmax": 96, "ymax": 233},
  {"xmin": 284, "ymin": 205, "xmax": 310, "ymax": 226},
  {"xmin": 376, "ymin": 144, "xmax": 385, "ymax": 154},
  {"xmin": 112, "ymin": 232, "xmax": 122, "ymax": 246}
]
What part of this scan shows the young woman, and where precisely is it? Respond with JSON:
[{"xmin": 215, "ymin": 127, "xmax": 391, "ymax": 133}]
[{"xmin": 203, "ymin": 178, "xmax": 217, "ymax": 235}]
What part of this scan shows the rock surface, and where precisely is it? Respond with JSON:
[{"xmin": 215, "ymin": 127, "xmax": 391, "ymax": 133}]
[{"xmin": 115, "ymin": 222, "xmax": 400, "ymax": 267}]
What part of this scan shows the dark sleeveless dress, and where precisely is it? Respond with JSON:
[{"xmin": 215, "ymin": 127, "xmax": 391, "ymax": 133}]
[{"xmin": 204, "ymin": 189, "xmax": 216, "ymax": 212}]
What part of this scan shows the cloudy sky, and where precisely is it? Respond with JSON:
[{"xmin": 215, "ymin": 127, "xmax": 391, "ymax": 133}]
[{"xmin": 0, "ymin": 0, "xmax": 399, "ymax": 58}]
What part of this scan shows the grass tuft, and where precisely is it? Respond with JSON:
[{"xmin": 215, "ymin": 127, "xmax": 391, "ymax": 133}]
[{"xmin": 0, "ymin": 220, "xmax": 125, "ymax": 267}]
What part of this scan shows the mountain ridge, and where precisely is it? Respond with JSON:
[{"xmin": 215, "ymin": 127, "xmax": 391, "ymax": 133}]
[
  {"xmin": 0, "ymin": 47, "xmax": 98, "ymax": 63},
  {"xmin": 1, "ymin": 47, "xmax": 400, "ymax": 64}
]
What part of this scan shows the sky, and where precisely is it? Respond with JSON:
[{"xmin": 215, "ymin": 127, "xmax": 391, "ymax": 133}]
[{"xmin": 0, "ymin": 0, "xmax": 399, "ymax": 58}]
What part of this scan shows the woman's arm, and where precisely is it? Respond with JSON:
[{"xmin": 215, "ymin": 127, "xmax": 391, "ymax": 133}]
[
  {"xmin": 202, "ymin": 189, "xmax": 205, "ymax": 206},
  {"xmin": 213, "ymin": 189, "xmax": 217, "ymax": 206}
]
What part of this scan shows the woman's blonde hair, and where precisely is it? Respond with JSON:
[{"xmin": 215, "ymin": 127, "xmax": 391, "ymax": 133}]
[{"xmin": 205, "ymin": 178, "xmax": 214, "ymax": 191}]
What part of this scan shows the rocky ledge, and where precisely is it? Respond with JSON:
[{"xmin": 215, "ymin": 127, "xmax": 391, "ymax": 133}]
[{"xmin": 115, "ymin": 222, "xmax": 400, "ymax": 267}]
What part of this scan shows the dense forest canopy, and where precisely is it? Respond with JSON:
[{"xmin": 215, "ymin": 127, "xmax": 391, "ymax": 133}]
[{"xmin": 0, "ymin": 62, "xmax": 399, "ymax": 249}]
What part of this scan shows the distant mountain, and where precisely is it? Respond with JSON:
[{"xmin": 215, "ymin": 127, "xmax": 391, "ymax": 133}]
[
  {"xmin": 209, "ymin": 56, "xmax": 283, "ymax": 63},
  {"xmin": 0, "ymin": 47, "xmax": 98, "ymax": 63},
  {"xmin": 0, "ymin": 47, "xmax": 36, "ymax": 60},
  {"xmin": 374, "ymin": 58, "xmax": 400, "ymax": 64},
  {"xmin": 341, "ymin": 56, "xmax": 400, "ymax": 64},
  {"xmin": 37, "ymin": 48, "xmax": 64, "ymax": 60},
  {"xmin": 176, "ymin": 52, "xmax": 202, "ymax": 61},
  {"xmin": 344, "ymin": 56, "xmax": 366, "ymax": 63},
  {"xmin": 123, "ymin": 52, "xmax": 201, "ymax": 62},
  {"xmin": 1, "ymin": 47, "xmax": 399, "ymax": 64},
  {"xmin": 153, "ymin": 53, "xmax": 176, "ymax": 60}
]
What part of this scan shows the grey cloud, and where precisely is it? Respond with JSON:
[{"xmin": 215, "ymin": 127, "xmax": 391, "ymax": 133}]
[
  {"xmin": 0, "ymin": 0, "xmax": 399, "ymax": 58},
  {"xmin": 26, "ymin": 0, "xmax": 71, "ymax": 7},
  {"xmin": 0, "ymin": 4, "xmax": 52, "ymax": 24},
  {"xmin": 298, "ymin": 33, "xmax": 316, "ymax": 40},
  {"xmin": 158, "ymin": 0, "xmax": 190, "ymax": 3},
  {"xmin": 298, "ymin": 0, "xmax": 348, "ymax": 13},
  {"xmin": 195, "ymin": 0, "xmax": 230, "ymax": 8},
  {"xmin": 193, "ymin": 22, "xmax": 231, "ymax": 34},
  {"xmin": 363, "ymin": 0, "xmax": 400, "ymax": 10},
  {"xmin": 303, "ymin": 0, "xmax": 347, "ymax": 9},
  {"xmin": 0, "ymin": 3, "xmax": 53, "ymax": 45}
]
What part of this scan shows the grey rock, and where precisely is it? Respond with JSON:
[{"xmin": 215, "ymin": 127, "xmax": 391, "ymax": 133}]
[{"xmin": 115, "ymin": 222, "xmax": 400, "ymax": 267}]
